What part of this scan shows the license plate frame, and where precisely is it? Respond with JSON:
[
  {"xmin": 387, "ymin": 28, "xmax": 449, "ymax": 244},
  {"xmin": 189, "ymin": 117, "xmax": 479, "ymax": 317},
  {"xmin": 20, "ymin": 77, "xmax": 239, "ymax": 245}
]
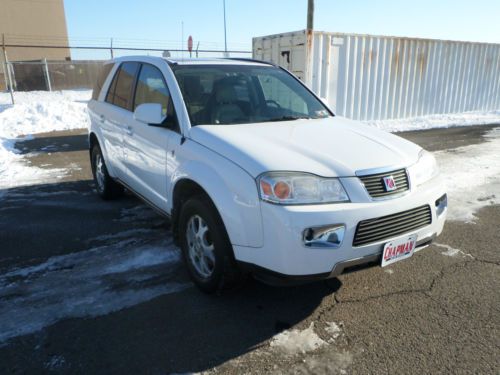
[{"xmin": 381, "ymin": 234, "xmax": 417, "ymax": 267}]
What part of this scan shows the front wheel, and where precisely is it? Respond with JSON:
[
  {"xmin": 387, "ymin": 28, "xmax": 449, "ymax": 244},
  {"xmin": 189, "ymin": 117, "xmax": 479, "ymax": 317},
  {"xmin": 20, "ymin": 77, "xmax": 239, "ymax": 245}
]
[
  {"xmin": 91, "ymin": 144, "xmax": 124, "ymax": 200},
  {"xmin": 179, "ymin": 196, "xmax": 239, "ymax": 293}
]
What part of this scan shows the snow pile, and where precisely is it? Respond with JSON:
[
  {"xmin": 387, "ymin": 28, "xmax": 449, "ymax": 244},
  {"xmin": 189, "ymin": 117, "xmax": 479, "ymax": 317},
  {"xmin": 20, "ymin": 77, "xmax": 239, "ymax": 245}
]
[
  {"xmin": 364, "ymin": 110, "xmax": 500, "ymax": 132},
  {"xmin": 0, "ymin": 90, "xmax": 91, "ymax": 190},
  {"xmin": 270, "ymin": 321, "xmax": 344, "ymax": 355},
  {"xmin": 0, "ymin": 90, "xmax": 91, "ymax": 134},
  {"xmin": 434, "ymin": 127, "xmax": 500, "ymax": 222},
  {"xmin": 270, "ymin": 322, "xmax": 327, "ymax": 355}
]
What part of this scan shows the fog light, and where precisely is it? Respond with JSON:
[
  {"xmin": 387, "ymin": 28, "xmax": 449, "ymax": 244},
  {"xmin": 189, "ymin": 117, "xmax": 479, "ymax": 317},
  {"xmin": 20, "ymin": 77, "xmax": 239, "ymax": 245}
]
[
  {"xmin": 435, "ymin": 194, "xmax": 447, "ymax": 216},
  {"xmin": 303, "ymin": 225, "xmax": 345, "ymax": 248}
]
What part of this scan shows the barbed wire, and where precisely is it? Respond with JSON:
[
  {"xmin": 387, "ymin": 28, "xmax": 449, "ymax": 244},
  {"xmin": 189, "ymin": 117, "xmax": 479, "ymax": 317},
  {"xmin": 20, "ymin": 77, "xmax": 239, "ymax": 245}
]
[
  {"xmin": 2, "ymin": 33, "xmax": 251, "ymax": 51},
  {"xmin": 3, "ymin": 44, "xmax": 251, "ymax": 55}
]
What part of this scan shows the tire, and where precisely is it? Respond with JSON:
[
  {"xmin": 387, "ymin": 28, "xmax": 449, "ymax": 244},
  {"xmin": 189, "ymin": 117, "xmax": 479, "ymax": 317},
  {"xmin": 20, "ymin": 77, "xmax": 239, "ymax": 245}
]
[
  {"xmin": 90, "ymin": 144, "xmax": 124, "ymax": 200},
  {"xmin": 179, "ymin": 195, "xmax": 239, "ymax": 293}
]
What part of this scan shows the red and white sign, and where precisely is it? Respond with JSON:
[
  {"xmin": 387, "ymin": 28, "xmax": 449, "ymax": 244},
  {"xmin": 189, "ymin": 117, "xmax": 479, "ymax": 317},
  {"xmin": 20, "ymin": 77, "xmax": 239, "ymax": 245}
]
[
  {"xmin": 381, "ymin": 234, "xmax": 417, "ymax": 267},
  {"xmin": 187, "ymin": 36, "xmax": 193, "ymax": 53}
]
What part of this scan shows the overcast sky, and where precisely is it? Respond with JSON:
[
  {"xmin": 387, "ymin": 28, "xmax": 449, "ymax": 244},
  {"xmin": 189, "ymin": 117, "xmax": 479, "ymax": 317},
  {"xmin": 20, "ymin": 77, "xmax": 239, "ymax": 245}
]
[{"xmin": 64, "ymin": 0, "xmax": 500, "ymax": 59}]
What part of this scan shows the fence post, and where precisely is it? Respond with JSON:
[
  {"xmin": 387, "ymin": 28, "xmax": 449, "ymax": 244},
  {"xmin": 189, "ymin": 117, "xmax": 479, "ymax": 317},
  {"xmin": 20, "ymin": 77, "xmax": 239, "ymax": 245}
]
[
  {"xmin": 43, "ymin": 58, "xmax": 52, "ymax": 91},
  {"xmin": 2, "ymin": 33, "xmax": 14, "ymax": 105},
  {"xmin": 110, "ymin": 38, "xmax": 114, "ymax": 59},
  {"xmin": 2, "ymin": 61, "xmax": 8, "ymax": 92},
  {"xmin": 1, "ymin": 34, "xmax": 6, "ymax": 91}
]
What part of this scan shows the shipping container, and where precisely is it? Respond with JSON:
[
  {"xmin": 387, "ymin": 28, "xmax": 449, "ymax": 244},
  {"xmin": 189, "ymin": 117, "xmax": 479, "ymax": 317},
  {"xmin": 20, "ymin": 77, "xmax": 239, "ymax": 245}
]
[{"xmin": 253, "ymin": 30, "xmax": 500, "ymax": 121}]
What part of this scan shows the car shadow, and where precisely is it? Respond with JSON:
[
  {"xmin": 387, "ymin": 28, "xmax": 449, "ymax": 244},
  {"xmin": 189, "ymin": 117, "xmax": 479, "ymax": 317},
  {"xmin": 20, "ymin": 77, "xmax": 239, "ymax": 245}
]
[
  {"xmin": 115, "ymin": 277, "xmax": 341, "ymax": 374},
  {"xmin": 14, "ymin": 133, "xmax": 89, "ymax": 155},
  {"xmin": 0, "ymin": 179, "xmax": 342, "ymax": 374}
]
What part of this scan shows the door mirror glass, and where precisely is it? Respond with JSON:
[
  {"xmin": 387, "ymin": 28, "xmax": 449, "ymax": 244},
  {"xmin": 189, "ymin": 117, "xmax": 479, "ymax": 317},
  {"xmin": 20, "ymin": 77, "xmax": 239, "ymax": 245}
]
[{"xmin": 133, "ymin": 103, "xmax": 166, "ymax": 125}]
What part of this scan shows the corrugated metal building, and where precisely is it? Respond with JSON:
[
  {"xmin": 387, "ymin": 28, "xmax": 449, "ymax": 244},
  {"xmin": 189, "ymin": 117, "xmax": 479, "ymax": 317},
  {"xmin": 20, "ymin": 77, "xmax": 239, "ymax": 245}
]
[{"xmin": 253, "ymin": 30, "xmax": 500, "ymax": 121}]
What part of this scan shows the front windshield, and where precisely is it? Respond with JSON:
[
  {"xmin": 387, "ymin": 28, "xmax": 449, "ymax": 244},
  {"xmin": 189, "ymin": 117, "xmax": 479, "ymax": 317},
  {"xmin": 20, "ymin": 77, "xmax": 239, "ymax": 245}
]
[{"xmin": 171, "ymin": 64, "xmax": 332, "ymax": 126}]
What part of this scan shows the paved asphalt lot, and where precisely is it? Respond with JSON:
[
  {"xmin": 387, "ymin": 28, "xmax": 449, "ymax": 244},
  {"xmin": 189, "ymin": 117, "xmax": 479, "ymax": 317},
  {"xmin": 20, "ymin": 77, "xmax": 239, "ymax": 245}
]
[{"xmin": 0, "ymin": 125, "xmax": 499, "ymax": 374}]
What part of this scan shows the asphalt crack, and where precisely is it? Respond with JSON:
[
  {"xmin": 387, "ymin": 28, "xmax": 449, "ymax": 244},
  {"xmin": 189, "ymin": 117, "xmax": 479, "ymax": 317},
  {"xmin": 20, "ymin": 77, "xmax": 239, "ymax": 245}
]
[{"xmin": 333, "ymin": 246, "xmax": 499, "ymax": 306}]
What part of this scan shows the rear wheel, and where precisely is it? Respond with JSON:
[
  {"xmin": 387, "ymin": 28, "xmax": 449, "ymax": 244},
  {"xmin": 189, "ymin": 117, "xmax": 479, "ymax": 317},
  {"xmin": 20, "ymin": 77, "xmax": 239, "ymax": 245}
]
[
  {"xmin": 179, "ymin": 196, "xmax": 239, "ymax": 293},
  {"xmin": 91, "ymin": 144, "xmax": 123, "ymax": 200}
]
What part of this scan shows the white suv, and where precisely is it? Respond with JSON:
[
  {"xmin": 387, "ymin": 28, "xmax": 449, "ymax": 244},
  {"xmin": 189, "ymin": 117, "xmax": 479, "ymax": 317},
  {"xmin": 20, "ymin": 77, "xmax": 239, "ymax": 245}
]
[{"xmin": 88, "ymin": 56, "xmax": 447, "ymax": 292}]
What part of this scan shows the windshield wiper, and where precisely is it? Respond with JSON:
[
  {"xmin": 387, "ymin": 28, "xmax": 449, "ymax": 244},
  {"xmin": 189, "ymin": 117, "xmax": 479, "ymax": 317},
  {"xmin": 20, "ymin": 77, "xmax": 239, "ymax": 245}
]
[{"xmin": 266, "ymin": 115, "xmax": 311, "ymax": 122}]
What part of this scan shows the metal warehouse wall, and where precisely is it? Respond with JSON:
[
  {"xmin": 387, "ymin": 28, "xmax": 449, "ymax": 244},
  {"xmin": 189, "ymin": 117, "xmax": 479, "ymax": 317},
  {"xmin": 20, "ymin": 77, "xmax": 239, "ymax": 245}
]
[{"xmin": 253, "ymin": 30, "xmax": 500, "ymax": 120}]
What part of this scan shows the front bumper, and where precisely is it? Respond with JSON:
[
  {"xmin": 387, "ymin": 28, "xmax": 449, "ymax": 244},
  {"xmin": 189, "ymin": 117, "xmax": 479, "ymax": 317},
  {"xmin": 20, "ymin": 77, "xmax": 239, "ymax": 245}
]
[{"xmin": 233, "ymin": 176, "xmax": 447, "ymax": 278}]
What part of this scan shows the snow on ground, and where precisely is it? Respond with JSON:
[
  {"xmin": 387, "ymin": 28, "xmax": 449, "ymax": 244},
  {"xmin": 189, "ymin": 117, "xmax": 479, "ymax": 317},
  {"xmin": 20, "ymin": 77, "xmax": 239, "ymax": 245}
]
[
  {"xmin": 0, "ymin": 90, "xmax": 498, "ymax": 345},
  {"xmin": 434, "ymin": 127, "xmax": 500, "ymax": 222},
  {"xmin": 0, "ymin": 90, "xmax": 91, "ymax": 191},
  {"xmin": 324, "ymin": 322, "xmax": 343, "ymax": 342},
  {"xmin": 434, "ymin": 243, "xmax": 474, "ymax": 259},
  {"xmin": 364, "ymin": 111, "xmax": 500, "ymax": 221},
  {"xmin": 0, "ymin": 90, "xmax": 498, "ymax": 222},
  {"xmin": 364, "ymin": 110, "xmax": 500, "ymax": 132},
  {"xmin": 0, "ymin": 235, "xmax": 189, "ymax": 344}
]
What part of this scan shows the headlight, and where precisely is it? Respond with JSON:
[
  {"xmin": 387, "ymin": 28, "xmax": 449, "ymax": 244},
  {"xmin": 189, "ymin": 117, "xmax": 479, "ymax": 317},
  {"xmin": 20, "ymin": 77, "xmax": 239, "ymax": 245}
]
[
  {"xmin": 412, "ymin": 150, "xmax": 439, "ymax": 186},
  {"xmin": 257, "ymin": 172, "xmax": 350, "ymax": 205}
]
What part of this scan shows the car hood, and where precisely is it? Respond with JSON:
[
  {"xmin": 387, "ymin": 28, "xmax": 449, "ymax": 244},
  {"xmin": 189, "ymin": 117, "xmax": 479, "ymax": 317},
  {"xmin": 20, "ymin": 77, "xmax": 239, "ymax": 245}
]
[{"xmin": 188, "ymin": 117, "xmax": 422, "ymax": 178}]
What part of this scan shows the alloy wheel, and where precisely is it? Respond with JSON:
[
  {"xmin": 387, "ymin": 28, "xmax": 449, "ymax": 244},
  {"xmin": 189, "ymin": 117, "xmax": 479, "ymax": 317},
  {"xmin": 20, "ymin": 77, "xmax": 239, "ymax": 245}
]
[{"xmin": 185, "ymin": 214, "xmax": 216, "ymax": 278}]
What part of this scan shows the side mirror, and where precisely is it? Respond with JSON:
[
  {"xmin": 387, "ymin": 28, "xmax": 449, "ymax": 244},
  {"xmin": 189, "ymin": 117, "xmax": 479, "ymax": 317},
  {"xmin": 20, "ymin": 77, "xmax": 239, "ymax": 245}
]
[{"xmin": 133, "ymin": 103, "xmax": 166, "ymax": 125}]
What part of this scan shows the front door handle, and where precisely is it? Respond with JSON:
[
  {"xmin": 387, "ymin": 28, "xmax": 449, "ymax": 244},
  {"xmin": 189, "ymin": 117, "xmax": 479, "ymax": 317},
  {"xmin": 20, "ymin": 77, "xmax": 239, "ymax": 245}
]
[
  {"xmin": 99, "ymin": 114, "xmax": 105, "ymax": 122},
  {"xmin": 125, "ymin": 125, "xmax": 133, "ymax": 136}
]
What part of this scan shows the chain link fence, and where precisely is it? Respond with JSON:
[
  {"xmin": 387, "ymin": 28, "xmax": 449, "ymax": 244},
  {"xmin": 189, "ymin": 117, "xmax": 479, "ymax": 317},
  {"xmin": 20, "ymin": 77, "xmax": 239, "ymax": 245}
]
[
  {"xmin": 1, "ymin": 44, "xmax": 252, "ymax": 102},
  {"xmin": 4, "ymin": 60, "xmax": 104, "ymax": 91}
]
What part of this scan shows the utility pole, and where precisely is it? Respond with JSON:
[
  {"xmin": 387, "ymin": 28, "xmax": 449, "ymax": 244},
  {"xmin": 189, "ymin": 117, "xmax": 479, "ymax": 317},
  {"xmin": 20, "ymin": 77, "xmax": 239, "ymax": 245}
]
[
  {"xmin": 223, "ymin": 0, "xmax": 228, "ymax": 56},
  {"xmin": 307, "ymin": 0, "xmax": 314, "ymax": 30}
]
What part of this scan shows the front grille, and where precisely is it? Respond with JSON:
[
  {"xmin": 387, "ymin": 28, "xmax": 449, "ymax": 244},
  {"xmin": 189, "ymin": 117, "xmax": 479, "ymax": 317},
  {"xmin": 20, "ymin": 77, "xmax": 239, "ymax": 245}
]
[
  {"xmin": 358, "ymin": 168, "xmax": 409, "ymax": 198},
  {"xmin": 353, "ymin": 205, "xmax": 432, "ymax": 247}
]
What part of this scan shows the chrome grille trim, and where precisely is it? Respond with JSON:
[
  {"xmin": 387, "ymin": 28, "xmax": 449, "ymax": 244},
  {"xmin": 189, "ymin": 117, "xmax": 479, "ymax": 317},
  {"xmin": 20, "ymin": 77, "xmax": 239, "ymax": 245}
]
[
  {"xmin": 358, "ymin": 168, "xmax": 410, "ymax": 198},
  {"xmin": 353, "ymin": 205, "xmax": 432, "ymax": 247}
]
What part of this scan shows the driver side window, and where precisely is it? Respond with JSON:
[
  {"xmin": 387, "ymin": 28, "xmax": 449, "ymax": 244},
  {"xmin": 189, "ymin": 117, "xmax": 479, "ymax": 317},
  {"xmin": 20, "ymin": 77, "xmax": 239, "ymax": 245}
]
[
  {"xmin": 134, "ymin": 64, "xmax": 174, "ymax": 119},
  {"xmin": 257, "ymin": 74, "xmax": 308, "ymax": 115}
]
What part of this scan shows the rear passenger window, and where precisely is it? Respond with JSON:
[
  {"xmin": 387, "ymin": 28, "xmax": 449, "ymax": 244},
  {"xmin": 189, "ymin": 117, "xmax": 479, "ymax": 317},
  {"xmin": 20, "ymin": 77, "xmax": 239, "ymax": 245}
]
[
  {"xmin": 106, "ymin": 62, "xmax": 139, "ymax": 110},
  {"xmin": 92, "ymin": 63, "xmax": 114, "ymax": 100},
  {"xmin": 133, "ymin": 64, "xmax": 173, "ymax": 118},
  {"xmin": 105, "ymin": 68, "xmax": 119, "ymax": 104}
]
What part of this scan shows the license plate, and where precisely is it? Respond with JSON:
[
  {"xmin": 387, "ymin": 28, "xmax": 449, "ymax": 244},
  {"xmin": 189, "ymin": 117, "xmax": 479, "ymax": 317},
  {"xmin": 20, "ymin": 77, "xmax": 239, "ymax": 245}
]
[{"xmin": 381, "ymin": 234, "xmax": 417, "ymax": 267}]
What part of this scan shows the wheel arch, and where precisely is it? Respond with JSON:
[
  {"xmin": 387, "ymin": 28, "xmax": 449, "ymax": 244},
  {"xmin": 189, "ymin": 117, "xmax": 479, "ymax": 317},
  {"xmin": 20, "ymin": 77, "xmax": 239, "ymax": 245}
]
[
  {"xmin": 171, "ymin": 178, "xmax": 221, "ymax": 244},
  {"xmin": 88, "ymin": 131, "xmax": 119, "ymax": 178},
  {"xmin": 88, "ymin": 132, "xmax": 99, "ymax": 156},
  {"xmin": 169, "ymin": 160, "xmax": 263, "ymax": 249}
]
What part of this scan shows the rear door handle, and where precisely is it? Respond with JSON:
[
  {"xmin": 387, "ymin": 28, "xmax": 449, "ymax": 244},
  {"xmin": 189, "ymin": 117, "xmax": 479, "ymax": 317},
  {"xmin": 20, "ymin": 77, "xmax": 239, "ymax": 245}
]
[
  {"xmin": 99, "ymin": 114, "xmax": 105, "ymax": 122},
  {"xmin": 125, "ymin": 125, "xmax": 133, "ymax": 136}
]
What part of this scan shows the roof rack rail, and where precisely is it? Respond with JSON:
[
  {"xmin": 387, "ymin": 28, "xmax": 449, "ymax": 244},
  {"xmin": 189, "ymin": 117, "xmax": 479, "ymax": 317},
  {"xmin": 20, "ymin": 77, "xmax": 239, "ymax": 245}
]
[
  {"xmin": 225, "ymin": 57, "xmax": 277, "ymax": 67},
  {"xmin": 164, "ymin": 59, "xmax": 178, "ymax": 66}
]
